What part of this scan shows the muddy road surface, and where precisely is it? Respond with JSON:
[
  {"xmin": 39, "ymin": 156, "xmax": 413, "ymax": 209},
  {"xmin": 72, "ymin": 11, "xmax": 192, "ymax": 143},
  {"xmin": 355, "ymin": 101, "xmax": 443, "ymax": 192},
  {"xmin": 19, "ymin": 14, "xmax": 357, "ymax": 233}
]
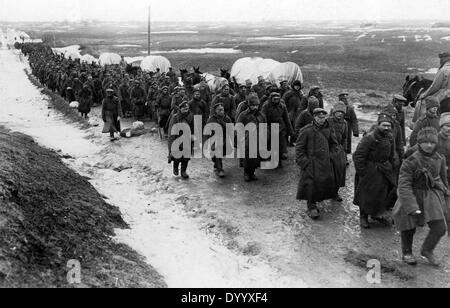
[{"xmin": 1, "ymin": 47, "xmax": 449, "ymax": 288}]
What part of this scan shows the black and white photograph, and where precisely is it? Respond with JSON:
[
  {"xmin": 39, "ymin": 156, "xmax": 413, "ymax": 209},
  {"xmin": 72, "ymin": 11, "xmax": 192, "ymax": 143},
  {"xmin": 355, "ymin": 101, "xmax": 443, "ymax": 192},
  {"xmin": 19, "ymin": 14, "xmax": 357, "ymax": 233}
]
[{"xmin": 1, "ymin": 0, "xmax": 450, "ymax": 292}]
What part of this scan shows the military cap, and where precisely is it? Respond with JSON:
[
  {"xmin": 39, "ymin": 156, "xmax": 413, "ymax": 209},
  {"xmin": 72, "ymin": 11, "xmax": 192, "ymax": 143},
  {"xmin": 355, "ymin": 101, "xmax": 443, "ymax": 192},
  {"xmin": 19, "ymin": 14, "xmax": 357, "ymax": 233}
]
[{"xmin": 313, "ymin": 108, "xmax": 328, "ymax": 116}]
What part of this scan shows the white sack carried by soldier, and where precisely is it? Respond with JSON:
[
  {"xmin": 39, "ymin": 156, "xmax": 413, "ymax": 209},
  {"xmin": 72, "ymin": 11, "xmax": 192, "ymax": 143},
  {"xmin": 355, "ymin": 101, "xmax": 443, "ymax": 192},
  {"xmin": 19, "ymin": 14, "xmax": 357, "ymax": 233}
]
[{"xmin": 69, "ymin": 101, "xmax": 79, "ymax": 109}]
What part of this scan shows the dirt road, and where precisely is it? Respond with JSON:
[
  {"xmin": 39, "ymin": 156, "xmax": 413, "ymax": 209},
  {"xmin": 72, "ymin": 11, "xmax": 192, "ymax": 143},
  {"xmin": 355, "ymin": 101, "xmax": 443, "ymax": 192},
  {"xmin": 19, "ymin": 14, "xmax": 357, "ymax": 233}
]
[{"xmin": 1, "ymin": 47, "xmax": 449, "ymax": 287}]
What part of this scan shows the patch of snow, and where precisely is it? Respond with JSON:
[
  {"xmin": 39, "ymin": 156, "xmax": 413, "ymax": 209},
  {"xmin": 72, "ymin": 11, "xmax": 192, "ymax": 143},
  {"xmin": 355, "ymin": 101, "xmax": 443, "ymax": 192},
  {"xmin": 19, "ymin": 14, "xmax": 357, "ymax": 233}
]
[
  {"xmin": 355, "ymin": 33, "xmax": 367, "ymax": 41},
  {"xmin": 414, "ymin": 35, "xmax": 432, "ymax": 42},
  {"xmin": 425, "ymin": 68, "xmax": 438, "ymax": 74},
  {"xmin": 151, "ymin": 48, "xmax": 242, "ymax": 54},
  {"xmin": 151, "ymin": 31, "xmax": 199, "ymax": 34},
  {"xmin": 282, "ymin": 34, "xmax": 341, "ymax": 38},
  {"xmin": 114, "ymin": 44, "xmax": 142, "ymax": 48},
  {"xmin": 248, "ymin": 36, "xmax": 315, "ymax": 41},
  {"xmin": 393, "ymin": 35, "xmax": 407, "ymax": 42}
]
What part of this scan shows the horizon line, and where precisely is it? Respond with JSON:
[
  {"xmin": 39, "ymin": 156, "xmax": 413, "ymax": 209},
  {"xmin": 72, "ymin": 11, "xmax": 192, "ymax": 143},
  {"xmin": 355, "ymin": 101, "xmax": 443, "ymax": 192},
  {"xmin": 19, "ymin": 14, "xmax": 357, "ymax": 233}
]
[{"xmin": 2, "ymin": 18, "xmax": 450, "ymax": 24}]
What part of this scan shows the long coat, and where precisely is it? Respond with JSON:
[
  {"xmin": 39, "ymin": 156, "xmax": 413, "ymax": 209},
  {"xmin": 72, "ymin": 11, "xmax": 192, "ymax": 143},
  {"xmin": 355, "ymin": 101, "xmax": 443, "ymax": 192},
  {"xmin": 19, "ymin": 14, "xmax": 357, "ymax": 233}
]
[
  {"xmin": 130, "ymin": 86, "xmax": 146, "ymax": 118},
  {"xmin": 236, "ymin": 109, "xmax": 268, "ymax": 171},
  {"xmin": 101, "ymin": 96, "xmax": 123, "ymax": 134},
  {"xmin": 118, "ymin": 83, "xmax": 131, "ymax": 112},
  {"xmin": 295, "ymin": 109, "xmax": 314, "ymax": 138},
  {"xmin": 438, "ymin": 132, "xmax": 450, "ymax": 183},
  {"xmin": 282, "ymin": 90, "xmax": 308, "ymax": 128},
  {"xmin": 168, "ymin": 112, "xmax": 195, "ymax": 162},
  {"xmin": 78, "ymin": 86, "xmax": 92, "ymax": 114},
  {"xmin": 262, "ymin": 97, "xmax": 293, "ymax": 156},
  {"xmin": 205, "ymin": 112, "xmax": 234, "ymax": 158},
  {"xmin": 421, "ymin": 61, "xmax": 450, "ymax": 103},
  {"xmin": 189, "ymin": 98, "xmax": 209, "ymax": 126},
  {"xmin": 261, "ymin": 98, "xmax": 293, "ymax": 135},
  {"xmin": 296, "ymin": 121, "xmax": 339, "ymax": 203},
  {"xmin": 353, "ymin": 128, "xmax": 397, "ymax": 216},
  {"xmin": 393, "ymin": 150, "xmax": 449, "ymax": 232},
  {"xmin": 155, "ymin": 93, "xmax": 172, "ymax": 128},
  {"xmin": 328, "ymin": 117, "xmax": 348, "ymax": 188},
  {"xmin": 343, "ymin": 104, "xmax": 359, "ymax": 154}
]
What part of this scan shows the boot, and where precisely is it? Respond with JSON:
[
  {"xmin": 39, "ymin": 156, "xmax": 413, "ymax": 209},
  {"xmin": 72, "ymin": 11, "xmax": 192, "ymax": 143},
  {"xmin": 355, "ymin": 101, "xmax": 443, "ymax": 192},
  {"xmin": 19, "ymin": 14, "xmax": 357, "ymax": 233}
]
[
  {"xmin": 402, "ymin": 254, "xmax": 418, "ymax": 266},
  {"xmin": 173, "ymin": 162, "xmax": 179, "ymax": 176},
  {"xmin": 181, "ymin": 161, "xmax": 189, "ymax": 179},
  {"xmin": 421, "ymin": 250, "xmax": 440, "ymax": 267},
  {"xmin": 307, "ymin": 203, "xmax": 320, "ymax": 220},
  {"xmin": 217, "ymin": 170, "xmax": 225, "ymax": 178},
  {"xmin": 371, "ymin": 216, "xmax": 393, "ymax": 227},
  {"xmin": 244, "ymin": 173, "xmax": 252, "ymax": 182},
  {"xmin": 360, "ymin": 213, "xmax": 370, "ymax": 229}
]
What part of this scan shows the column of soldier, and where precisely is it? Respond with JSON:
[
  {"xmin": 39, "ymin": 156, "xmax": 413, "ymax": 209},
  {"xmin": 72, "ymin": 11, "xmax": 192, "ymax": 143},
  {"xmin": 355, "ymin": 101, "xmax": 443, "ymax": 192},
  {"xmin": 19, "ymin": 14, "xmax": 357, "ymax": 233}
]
[{"xmin": 22, "ymin": 42, "xmax": 450, "ymax": 268}]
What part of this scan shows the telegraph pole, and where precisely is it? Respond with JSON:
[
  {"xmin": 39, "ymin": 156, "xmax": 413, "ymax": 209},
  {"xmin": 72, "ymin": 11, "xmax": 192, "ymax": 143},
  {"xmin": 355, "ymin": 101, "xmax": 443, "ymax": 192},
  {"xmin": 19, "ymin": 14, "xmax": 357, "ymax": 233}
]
[{"xmin": 148, "ymin": 5, "xmax": 151, "ymax": 56}]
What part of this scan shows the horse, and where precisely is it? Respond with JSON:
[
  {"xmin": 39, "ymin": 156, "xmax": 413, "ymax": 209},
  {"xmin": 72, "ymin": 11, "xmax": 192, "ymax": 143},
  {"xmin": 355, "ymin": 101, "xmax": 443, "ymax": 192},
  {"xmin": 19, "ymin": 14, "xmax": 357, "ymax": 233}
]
[
  {"xmin": 220, "ymin": 68, "xmax": 238, "ymax": 91},
  {"xmin": 180, "ymin": 67, "xmax": 203, "ymax": 86},
  {"xmin": 402, "ymin": 75, "xmax": 433, "ymax": 107},
  {"xmin": 202, "ymin": 73, "xmax": 229, "ymax": 94},
  {"xmin": 125, "ymin": 64, "xmax": 140, "ymax": 77}
]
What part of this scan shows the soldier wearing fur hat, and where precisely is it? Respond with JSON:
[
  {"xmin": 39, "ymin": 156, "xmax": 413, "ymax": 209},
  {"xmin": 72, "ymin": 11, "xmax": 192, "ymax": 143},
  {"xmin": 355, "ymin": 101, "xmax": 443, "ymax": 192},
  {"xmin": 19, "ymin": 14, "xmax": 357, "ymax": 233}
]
[
  {"xmin": 338, "ymin": 93, "xmax": 359, "ymax": 155},
  {"xmin": 102, "ymin": 88, "xmax": 123, "ymax": 142},
  {"xmin": 393, "ymin": 127, "xmax": 450, "ymax": 267},
  {"xmin": 262, "ymin": 92, "xmax": 293, "ymax": 167},
  {"xmin": 410, "ymin": 97, "xmax": 441, "ymax": 147},
  {"xmin": 296, "ymin": 108, "xmax": 339, "ymax": 220},
  {"xmin": 328, "ymin": 102, "xmax": 349, "ymax": 201},
  {"xmin": 234, "ymin": 84, "xmax": 248, "ymax": 109},
  {"xmin": 437, "ymin": 113, "xmax": 450, "ymax": 183},
  {"xmin": 189, "ymin": 88, "xmax": 209, "ymax": 127},
  {"xmin": 205, "ymin": 103, "xmax": 233, "ymax": 178},
  {"xmin": 211, "ymin": 84, "xmax": 236, "ymax": 122},
  {"xmin": 294, "ymin": 96, "xmax": 320, "ymax": 138},
  {"xmin": 237, "ymin": 94, "xmax": 268, "ymax": 182},
  {"xmin": 146, "ymin": 82, "xmax": 159, "ymax": 121},
  {"xmin": 392, "ymin": 94, "xmax": 408, "ymax": 144},
  {"xmin": 353, "ymin": 114, "xmax": 397, "ymax": 229},
  {"xmin": 155, "ymin": 86, "xmax": 173, "ymax": 138},
  {"xmin": 252, "ymin": 76, "xmax": 266, "ymax": 100},
  {"xmin": 78, "ymin": 83, "xmax": 92, "ymax": 119},
  {"xmin": 261, "ymin": 84, "xmax": 276, "ymax": 105},
  {"xmin": 308, "ymin": 86, "xmax": 324, "ymax": 109},
  {"xmin": 279, "ymin": 80, "xmax": 290, "ymax": 98},
  {"xmin": 118, "ymin": 78, "xmax": 131, "ymax": 118},
  {"xmin": 168, "ymin": 101, "xmax": 194, "ymax": 179},
  {"xmin": 381, "ymin": 105, "xmax": 405, "ymax": 177},
  {"xmin": 130, "ymin": 80, "xmax": 147, "ymax": 121},
  {"xmin": 282, "ymin": 80, "xmax": 308, "ymax": 145}
]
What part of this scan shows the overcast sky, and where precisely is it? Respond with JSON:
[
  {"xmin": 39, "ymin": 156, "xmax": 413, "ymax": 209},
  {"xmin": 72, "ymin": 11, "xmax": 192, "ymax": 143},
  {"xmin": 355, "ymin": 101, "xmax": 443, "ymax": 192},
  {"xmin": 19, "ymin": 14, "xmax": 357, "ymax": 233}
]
[{"xmin": 1, "ymin": 0, "xmax": 450, "ymax": 22}]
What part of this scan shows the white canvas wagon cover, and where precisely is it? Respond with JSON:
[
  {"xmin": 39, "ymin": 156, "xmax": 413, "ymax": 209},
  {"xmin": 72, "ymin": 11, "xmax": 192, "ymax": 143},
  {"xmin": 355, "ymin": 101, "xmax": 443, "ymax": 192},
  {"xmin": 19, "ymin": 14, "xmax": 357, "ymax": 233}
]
[
  {"xmin": 99, "ymin": 53, "xmax": 122, "ymax": 66},
  {"xmin": 140, "ymin": 55, "xmax": 171, "ymax": 73}
]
